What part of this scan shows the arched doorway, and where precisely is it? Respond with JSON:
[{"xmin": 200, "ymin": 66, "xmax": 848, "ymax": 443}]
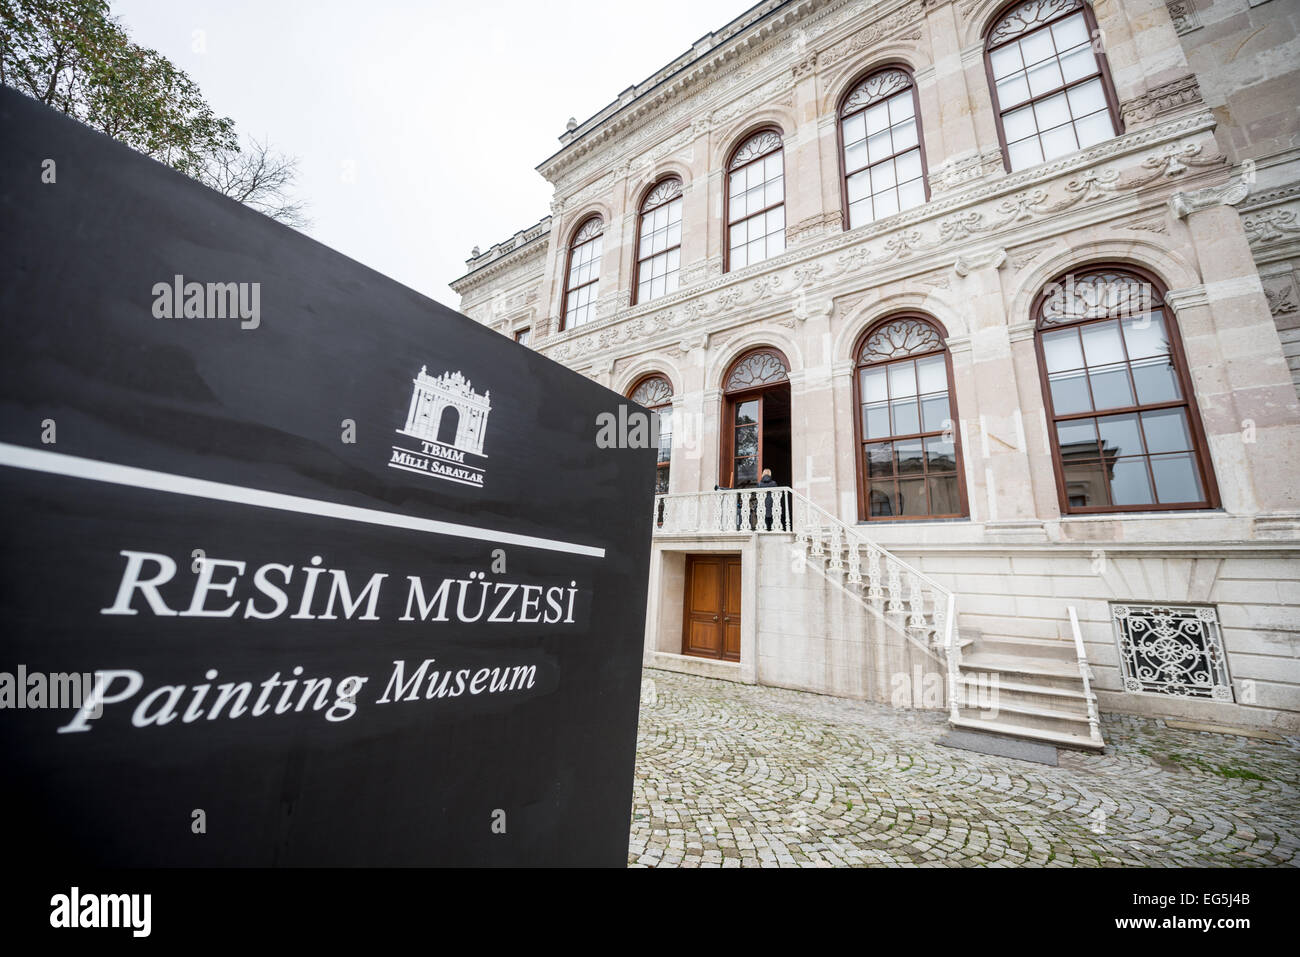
[
  {"xmin": 720, "ymin": 347, "xmax": 792, "ymax": 488},
  {"xmin": 436, "ymin": 405, "xmax": 459, "ymax": 446}
]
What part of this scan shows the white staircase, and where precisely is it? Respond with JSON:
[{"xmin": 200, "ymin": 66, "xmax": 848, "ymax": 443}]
[{"xmin": 653, "ymin": 488, "xmax": 1105, "ymax": 752}]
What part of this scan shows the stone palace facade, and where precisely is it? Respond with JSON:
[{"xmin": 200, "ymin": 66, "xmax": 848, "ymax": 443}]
[{"xmin": 451, "ymin": 0, "xmax": 1300, "ymax": 742}]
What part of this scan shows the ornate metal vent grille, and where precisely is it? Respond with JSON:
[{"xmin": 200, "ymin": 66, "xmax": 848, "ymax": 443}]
[{"xmin": 1112, "ymin": 603, "xmax": 1233, "ymax": 700}]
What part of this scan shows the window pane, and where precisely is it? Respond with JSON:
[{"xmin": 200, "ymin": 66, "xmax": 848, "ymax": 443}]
[
  {"xmin": 927, "ymin": 474, "xmax": 960, "ymax": 515},
  {"xmin": 861, "ymin": 367, "xmax": 887, "ymax": 403},
  {"xmin": 888, "ymin": 92, "xmax": 914, "ymax": 123},
  {"xmin": 734, "ymin": 456, "xmax": 757, "ymax": 486},
  {"xmin": 1034, "ymin": 91, "xmax": 1070, "ymax": 128},
  {"xmin": 1097, "ymin": 413, "xmax": 1144, "ymax": 458},
  {"xmin": 892, "ymin": 398, "xmax": 920, "ymax": 436},
  {"xmin": 1075, "ymin": 110, "xmax": 1114, "ymax": 148},
  {"xmin": 847, "ymin": 170, "xmax": 870, "ymax": 202},
  {"xmin": 845, "ymin": 140, "xmax": 868, "ymax": 173},
  {"xmin": 1020, "ymin": 29, "xmax": 1056, "ymax": 67},
  {"xmin": 893, "ymin": 117, "xmax": 918, "ymax": 151},
  {"xmin": 1089, "ymin": 364, "xmax": 1135, "ymax": 409},
  {"xmin": 1150, "ymin": 453, "xmax": 1203, "ymax": 503},
  {"xmin": 1142, "ymin": 408, "xmax": 1193, "ymax": 454},
  {"xmin": 1052, "ymin": 13, "xmax": 1090, "ymax": 50},
  {"xmin": 915, "ymin": 354, "xmax": 946, "ymax": 394},
  {"xmin": 1007, "ymin": 136, "xmax": 1042, "ymax": 170},
  {"xmin": 1040, "ymin": 123, "xmax": 1077, "ymax": 160},
  {"xmin": 888, "ymin": 361, "xmax": 917, "ymax": 397},
  {"xmin": 866, "ymin": 442, "xmax": 894, "ymax": 477},
  {"xmin": 867, "ymin": 129, "xmax": 892, "ymax": 164},
  {"xmin": 1049, "ymin": 369, "xmax": 1092, "ymax": 413},
  {"xmin": 925, "ymin": 435, "xmax": 957, "ymax": 471},
  {"xmin": 1041, "ymin": 328, "xmax": 1084, "ymax": 372},
  {"xmin": 896, "ymin": 439, "xmax": 925, "ymax": 474},
  {"xmin": 1061, "ymin": 458, "xmax": 1110, "ymax": 507},
  {"xmin": 989, "ymin": 43, "xmax": 1024, "ymax": 79},
  {"xmin": 1131, "ymin": 357, "xmax": 1182, "ymax": 404},
  {"xmin": 871, "ymin": 158, "xmax": 896, "ymax": 191},
  {"xmin": 898, "ymin": 178, "xmax": 925, "ymax": 210},
  {"xmin": 1067, "ymin": 78, "xmax": 1107, "ymax": 118},
  {"xmin": 1110, "ymin": 457, "xmax": 1155, "ymax": 506},
  {"xmin": 898, "ymin": 477, "xmax": 928, "ymax": 516},
  {"xmin": 849, "ymin": 199, "xmax": 871, "ymax": 228},
  {"xmin": 735, "ymin": 400, "xmax": 758, "ymax": 426},
  {"xmin": 1026, "ymin": 60, "xmax": 1064, "ymax": 97},
  {"xmin": 895, "ymin": 148, "xmax": 922, "ymax": 184},
  {"xmin": 1003, "ymin": 105, "xmax": 1038, "ymax": 142},
  {"xmin": 730, "ymin": 244, "xmax": 747, "ymax": 269},
  {"xmin": 1058, "ymin": 44, "xmax": 1095, "ymax": 84},
  {"xmin": 997, "ymin": 74, "xmax": 1031, "ymax": 108},
  {"xmin": 1081, "ymin": 320, "xmax": 1125, "ymax": 365},
  {"xmin": 843, "ymin": 112, "xmax": 866, "ymax": 144},
  {"xmin": 869, "ymin": 481, "xmax": 897, "ymax": 516},
  {"xmin": 921, "ymin": 394, "xmax": 950, "ymax": 432},
  {"xmin": 865, "ymin": 102, "xmax": 890, "ymax": 135},
  {"xmin": 1121, "ymin": 312, "xmax": 1168, "ymax": 358},
  {"xmin": 734, "ymin": 425, "xmax": 758, "ymax": 458},
  {"xmin": 1056, "ymin": 417, "xmax": 1098, "ymax": 455},
  {"xmin": 864, "ymin": 403, "xmax": 890, "ymax": 440}
]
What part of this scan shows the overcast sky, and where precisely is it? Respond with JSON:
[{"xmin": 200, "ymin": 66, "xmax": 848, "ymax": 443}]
[{"xmin": 112, "ymin": 0, "xmax": 750, "ymax": 308}]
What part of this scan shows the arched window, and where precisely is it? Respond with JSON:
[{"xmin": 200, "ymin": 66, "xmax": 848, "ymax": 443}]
[
  {"xmin": 722, "ymin": 348, "xmax": 792, "ymax": 488},
  {"xmin": 562, "ymin": 215, "xmax": 603, "ymax": 330},
  {"xmin": 854, "ymin": 316, "xmax": 966, "ymax": 520},
  {"xmin": 1035, "ymin": 265, "xmax": 1218, "ymax": 513},
  {"xmin": 726, "ymin": 130, "xmax": 785, "ymax": 272},
  {"xmin": 629, "ymin": 374, "xmax": 674, "ymax": 494},
  {"xmin": 985, "ymin": 0, "xmax": 1120, "ymax": 172},
  {"xmin": 839, "ymin": 67, "xmax": 928, "ymax": 229},
  {"xmin": 634, "ymin": 178, "xmax": 683, "ymax": 305}
]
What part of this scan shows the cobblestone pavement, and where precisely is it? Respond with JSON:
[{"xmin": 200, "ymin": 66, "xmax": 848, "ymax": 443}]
[{"xmin": 628, "ymin": 669, "xmax": 1300, "ymax": 867}]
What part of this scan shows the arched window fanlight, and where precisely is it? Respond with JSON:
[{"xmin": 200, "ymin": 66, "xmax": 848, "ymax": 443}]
[
  {"xmin": 839, "ymin": 67, "xmax": 928, "ymax": 229},
  {"xmin": 985, "ymin": 0, "xmax": 1121, "ymax": 171},
  {"xmin": 562, "ymin": 215, "xmax": 603, "ymax": 330},
  {"xmin": 726, "ymin": 130, "xmax": 785, "ymax": 272},
  {"xmin": 1035, "ymin": 265, "xmax": 1218, "ymax": 512},
  {"xmin": 854, "ymin": 316, "xmax": 966, "ymax": 520},
  {"xmin": 629, "ymin": 374, "xmax": 674, "ymax": 494},
  {"xmin": 635, "ymin": 178, "xmax": 683, "ymax": 305}
]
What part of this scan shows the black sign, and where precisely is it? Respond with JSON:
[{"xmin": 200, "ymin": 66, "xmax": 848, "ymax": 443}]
[{"xmin": 0, "ymin": 89, "xmax": 654, "ymax": 867}]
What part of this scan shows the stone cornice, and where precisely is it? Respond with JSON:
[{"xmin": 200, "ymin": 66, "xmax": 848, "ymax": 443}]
[{"xmin": 537, "ymin": 111, "xmax": 1226, "ymax": 363}]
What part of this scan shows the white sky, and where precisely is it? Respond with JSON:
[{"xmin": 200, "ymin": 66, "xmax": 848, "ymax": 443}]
[{"xmin": 112, "ymin": 0, "xmax": 751, "ymax": 308}]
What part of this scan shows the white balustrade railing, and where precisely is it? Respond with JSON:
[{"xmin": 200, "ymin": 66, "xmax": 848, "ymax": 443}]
[
  {"xmin": 1068, "ymin": 606, "xmax": 1104, "ymax": 746},
  {"xmin": 652, "ymin": 487, "xmax": 961, "ymax": 672}
]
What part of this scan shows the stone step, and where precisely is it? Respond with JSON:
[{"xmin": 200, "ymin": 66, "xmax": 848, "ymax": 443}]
[
  {"xmin": 958, "ymin": 700, "xmax": 1092, "ymax": 734},
  {"xmin": 950, "ymin": 716, "xmax": 1104, "ymax": 752},
  {"xmin": 956, "ymin": 676, "xmax": 1093, "ymax": 716},
  {"xmin": 958, "ymin": 652, "xmax": 1083, "ymax": 691},
  {"xmin": 973, "ymin": 634, "xmax": 1077, "ymax": 661}
]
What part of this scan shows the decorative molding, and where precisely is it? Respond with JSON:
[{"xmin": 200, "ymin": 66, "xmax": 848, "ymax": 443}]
[
  {"xmin": 1165, "ymin": 0, "xmax": 1202, "ymax": 35},
  {"xmin": 954, "ymin": 247, "xmax": 1007, "ymax": 277},
  {"xmin": 1120, "ymin": 74, "xmax": 1204, "ymax": 128},
  {"xmin": 1170, "ymin": 164, "xmax": 1253, "ymax": 219},
  {"xmin": 1242, "ymin": 206, "xmax": 1300, "ymax": 247}
]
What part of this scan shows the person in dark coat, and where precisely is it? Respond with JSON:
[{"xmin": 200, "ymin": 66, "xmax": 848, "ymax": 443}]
[{"xmin": 758, "ymin": 468, "xmax": 778, "ymax": 530}]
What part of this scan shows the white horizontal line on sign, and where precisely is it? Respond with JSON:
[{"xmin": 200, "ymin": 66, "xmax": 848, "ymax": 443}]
[{"xmin": 0, "ymin": 442, "xmax": 605, "ymax": 558}]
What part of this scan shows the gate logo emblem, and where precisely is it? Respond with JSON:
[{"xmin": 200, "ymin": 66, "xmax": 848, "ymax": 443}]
[{"xmin": 389, "ymin": 365, "xmax": 491, "ymax": 488}]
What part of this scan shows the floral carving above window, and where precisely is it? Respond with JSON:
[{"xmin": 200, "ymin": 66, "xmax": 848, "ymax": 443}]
[
  {"xmin": 630, "ymin": 375, "xmax": 673, "ymax": 408},
  {"xmin": 729, "ymin": 131, "xmax": 782, "ymax": 169},
  {"xmin": 724, "ymin": 350, "xmax": 789, "ymax": 392},
  {"xmin": 573, "ymin": 216, "xmax": 604, "ymax": 243},
  {"xmin": 1038, "ymin": 270, "xmax": 1156, "ymax": 327},
  {"xmin": 988, "ymin": 0, "xmax": 1083, "ymax": 46},
  {"xmin": 642, "ymin": 178, "xmax": 682, "ymax": 209},
  {"xmin": 841, "ymin": 68, "xmax": 912, "ymax": 114},
  {"xmin": 859, "ymin": 319, "xmax": 944, "ymax": 362}
]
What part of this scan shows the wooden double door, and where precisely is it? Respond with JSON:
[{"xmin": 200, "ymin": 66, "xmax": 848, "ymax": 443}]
[{"xmin": 682, "ymin": 555, "xmax": 741, "ymax": 661}]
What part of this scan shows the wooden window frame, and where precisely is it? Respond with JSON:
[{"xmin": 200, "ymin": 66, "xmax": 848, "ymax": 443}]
[
  {"xmin": 1032, "ymin": 263, "xmax": 1220, "ymax": 515},
  {"xmin": 559, "ymin": 214, "xmax": 603, "ymax": 332},
  {"xmin": 983, "ymin": 0, "xmax": 1124, "ymax": 174},
  {"xmin": 851, "ymin": 315, "xmax": 969, "ymax": 522},
  {"xmin": 513, "ymin": 327, "xmax": 531, "ymax": 346},
  {"xmin": 723, "ymin": 127, "xmax": 785, "ymax": 275},
  {"xmin": 836, "ymin": 64, "xmax": 931, "ymax": 232},
  {"xmin": 631, "ymin": 177, "xmax": 684, "ymax": 307},
  {"xmin": 718, "ymin": 347, "xmax": 790, "ymax": 488}
]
